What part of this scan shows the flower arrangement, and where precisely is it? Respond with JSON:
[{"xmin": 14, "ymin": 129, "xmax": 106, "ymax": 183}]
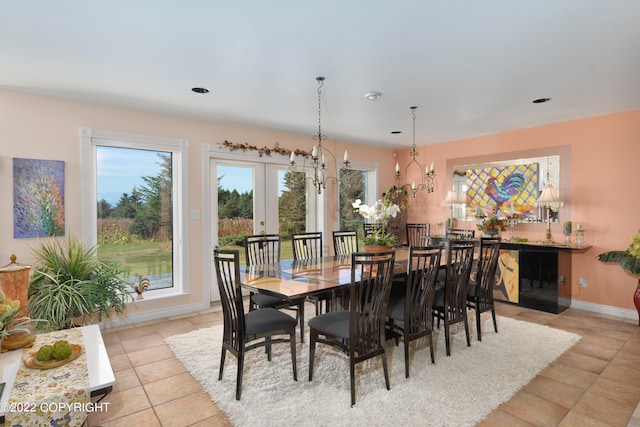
[
  {"xmin": 597, "ymin": 229, "xmax": 640, "ymax": 277},
  {"xmin": 352, "ymin": 198, "xmax": 401, "ymax": 247},
  {"xmin": 477, "ymin": 216, "xmax": 506, "ymax": 234}
]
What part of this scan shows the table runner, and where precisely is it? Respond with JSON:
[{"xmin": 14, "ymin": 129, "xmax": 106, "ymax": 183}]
[{"xmin": 6, "ymin": 328, "xmax": 90, "ymax": 427}]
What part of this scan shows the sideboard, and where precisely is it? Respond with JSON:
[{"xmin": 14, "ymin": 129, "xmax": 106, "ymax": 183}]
[{"xmin": 497, "ymin": 242, "xmax": 592, "ymax": 313}]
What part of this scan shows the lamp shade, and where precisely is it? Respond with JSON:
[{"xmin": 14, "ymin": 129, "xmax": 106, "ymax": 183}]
[
  {"xmin": 440, "ymin": 190, "xmax": 464, "ymax": 207},
  {"xmin": 535, "ymin": 183, "xmax": 563, "ymax": 207}
]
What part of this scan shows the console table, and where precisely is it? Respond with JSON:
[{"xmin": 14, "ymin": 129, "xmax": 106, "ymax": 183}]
[
  {"xmin": 0, "ymin": 324, "xmax": 115, "ymax": 423},
  {"xmin": 497, "ymin": 242, "xmax": 592, "ymax": 313}
]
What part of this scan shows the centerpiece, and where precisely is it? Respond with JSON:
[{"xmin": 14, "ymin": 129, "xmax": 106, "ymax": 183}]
[
  {"xmin": 352, "ymin": 198, "xmax": 401, "ymax": 251},
  {"xmin": 597, "ymin": 229, "xmax": 640, "ymax": 325},
  {"xmin": 477, "ymin": 216, "xmax": 506, "ymax": 237}
]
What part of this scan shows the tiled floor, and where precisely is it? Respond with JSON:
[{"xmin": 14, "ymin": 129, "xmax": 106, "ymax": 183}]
[{"xmin": 87, "ymin": 302, "xmax": 640, "ymax": 426}]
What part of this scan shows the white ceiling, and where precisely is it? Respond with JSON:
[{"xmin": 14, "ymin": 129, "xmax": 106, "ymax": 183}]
[{"xmin": 2, "ymin": 0, "xmax": 640, "ymax": 149}]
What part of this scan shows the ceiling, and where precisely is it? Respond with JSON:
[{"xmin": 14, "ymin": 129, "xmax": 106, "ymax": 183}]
[{"xmin": 2, "ymin": 0, "xmax": 640, "ymax": 149}]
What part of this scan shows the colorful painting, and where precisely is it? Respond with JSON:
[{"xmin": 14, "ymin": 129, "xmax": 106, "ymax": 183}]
[
  {"xmin": 465, "ymin": 163, "xmax": 539, "ymax": 218},
  {"xmin": 13, "ymin": 158, "xmax": 65, "ymax": 238}
]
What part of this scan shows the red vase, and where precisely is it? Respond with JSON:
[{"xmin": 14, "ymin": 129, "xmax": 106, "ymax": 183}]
[{"xmin": 634, "ymin": 279, "xmax": 640, "ymax": 327}]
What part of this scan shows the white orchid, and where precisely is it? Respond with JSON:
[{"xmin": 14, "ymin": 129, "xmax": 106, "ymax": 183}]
[{"xmin": 352, "ymin": 198, "xmax": 402, "ymax": 246}]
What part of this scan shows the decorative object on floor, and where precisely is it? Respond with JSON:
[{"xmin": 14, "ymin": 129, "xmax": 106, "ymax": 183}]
[
  {"xmin": 13, "ymin": 157, "xmax": 65, "ymax": 238},
  {"xmin": 353, "ymin": 198, "xmax": 401, "ymax": 248},
  {"xmin": 166, "ymin": 316, "xmax": 580, "ymax": 426},
  {"xmin": 131, "ymin": 276, "xmax": 150, "ymax": 300},
  {"xmin": 289, "ymin": 76, "xmax": 350, "ymax": 195},
  {"xmin": 598, "ymin": 229, "xmax": 640, "ymax": 325},
  {"xmin": 28, "ymin": 236, "xmax": 133, "ymax": 330},
  {"xmin": 394, "ymin": 106, "xmax": 436, "ymax": 197}
]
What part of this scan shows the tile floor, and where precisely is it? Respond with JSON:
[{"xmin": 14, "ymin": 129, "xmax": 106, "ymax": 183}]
[{"xmin": 86, "ymin": 302, "xmax": 640, "ymax": 427}]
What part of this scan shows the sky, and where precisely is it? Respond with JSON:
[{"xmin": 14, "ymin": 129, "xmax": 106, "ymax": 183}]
[
  {"xmin": 98, "ymin": 148, "xmax": 288, "ymax": 207},
  {"xmin": 97, "ymin": 146, "xmax": 164, "ymax": 206}
]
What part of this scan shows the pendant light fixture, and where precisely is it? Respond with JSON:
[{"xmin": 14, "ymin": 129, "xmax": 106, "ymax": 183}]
[
  {"xmin": 289, "ymin": 76, "xmax": 350, "ymax": 195},
  {"xmin": 394, "ymin": 106, "xmax": 436, "ymax": 197}
]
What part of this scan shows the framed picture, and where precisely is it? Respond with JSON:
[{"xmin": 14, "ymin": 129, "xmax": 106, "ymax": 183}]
[{"xmin": 13, "ymin": 158, "xmax": 65, "ymax": 238}]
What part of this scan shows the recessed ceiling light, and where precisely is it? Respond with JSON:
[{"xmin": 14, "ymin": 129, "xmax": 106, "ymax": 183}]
[
  {"xmin": 532, "ymin": 97, "xmax": 551, "ymax": 104},
  {"xmin": 192, "ymin": 87, "xmax": 210, "ymax": 94},
  {"xmin": 391, "ymin": 131, "xmax": 402, "ymax": 134},
  {"xmin": 365, "ymin": 91, "xmax": 382, "ymax": 101}
]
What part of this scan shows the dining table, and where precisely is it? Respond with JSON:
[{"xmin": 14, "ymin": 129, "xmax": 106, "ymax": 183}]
[{"xmin": 239, "ymin": 247, "xmax": 410, "ymax": 302}]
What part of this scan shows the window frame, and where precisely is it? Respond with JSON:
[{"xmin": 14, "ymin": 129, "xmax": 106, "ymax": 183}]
[{"xmin": 80, "ymin": 128, "xmax": 189, "ymax": 300}]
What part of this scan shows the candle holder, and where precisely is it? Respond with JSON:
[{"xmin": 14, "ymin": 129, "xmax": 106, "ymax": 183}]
[
  {"xmin": 507, "ymin": 217, "xmax": 519, "ymax": 242},
  {"xmin": 575, "ymin": 229, "xmax": 585, "ymax": 248}
]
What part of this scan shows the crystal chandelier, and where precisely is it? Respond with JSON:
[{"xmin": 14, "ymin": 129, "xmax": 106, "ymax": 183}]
[
  {"xmin": 289, "ymin": 76, "xmax": 350, "ymax": 195},
  {"xmin": 394, "ymin": 106, "xmax": 436, "ymax": 197}
]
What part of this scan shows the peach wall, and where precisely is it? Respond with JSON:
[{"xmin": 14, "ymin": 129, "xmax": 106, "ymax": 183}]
[
  {"xmin": 397, "ymin": 110, "xmax": 640, "ymax": 312},
  {"xmin": 0, "ymin": 88, "xmax": 393, "ymax": 322}
]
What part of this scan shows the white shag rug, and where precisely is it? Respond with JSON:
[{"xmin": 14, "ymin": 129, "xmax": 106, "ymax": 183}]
[{"xmin": 166, "ymin": 316, "xmax": 580, "ymax": 427}]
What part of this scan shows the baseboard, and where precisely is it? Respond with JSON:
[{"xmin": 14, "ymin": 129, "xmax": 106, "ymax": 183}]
[
  {"xmin": 98, "ymin": 301, "xmax": 210, "ymax": 330},
  {"xmin": 561, "ymin": 297, "xmax": 638, "ymax": 322}
]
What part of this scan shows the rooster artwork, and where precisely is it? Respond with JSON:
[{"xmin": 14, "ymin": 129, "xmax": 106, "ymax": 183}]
[
  {"xmin": 485, "ymin": 173, "xmax": 525, "ymax": 209},
  {"xmin": 131, "ymin": 277, "xmax": 150, "ymax": 300}
]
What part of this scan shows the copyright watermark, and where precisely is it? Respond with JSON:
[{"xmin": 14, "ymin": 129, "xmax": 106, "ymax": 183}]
[{"xmin": 1, "ymin": 402, "xmax": 110, "ymax": 413}]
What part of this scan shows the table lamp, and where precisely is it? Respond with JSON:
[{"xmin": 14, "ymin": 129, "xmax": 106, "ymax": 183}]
[{"xmin": 535, "ymin": 182, "xmax": 563, "ymax": 243}]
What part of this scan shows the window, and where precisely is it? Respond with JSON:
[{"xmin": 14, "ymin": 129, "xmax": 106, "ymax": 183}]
[
  {"xmin": 81, "ymin": 129, "xmax": 188, "ymax": 298},
  {"xmin": 338, "ymin": 162, "xmax": 378, "ymax": 231}
]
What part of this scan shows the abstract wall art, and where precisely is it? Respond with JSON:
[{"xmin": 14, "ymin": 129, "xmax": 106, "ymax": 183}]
[{"xmin": 13, "ymin": 158, "xmax": 65, "ymax": 238}]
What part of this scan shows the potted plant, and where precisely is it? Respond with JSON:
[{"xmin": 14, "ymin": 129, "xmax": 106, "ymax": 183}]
[
  {"xmin": 597, "ymin": 229, "xmax": 640, "ymax": 325},
  {"xmin": 352, "ymin": 198, "xmax": 401, "ymax": 250},
  {"xmin": 28, "ymin": 236, "xmax": 133, "ymax": 331}
]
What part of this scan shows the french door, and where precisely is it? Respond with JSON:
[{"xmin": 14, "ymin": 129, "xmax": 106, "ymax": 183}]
[{"xmin": 209, "ymin": 156, "xmax": 316, "ymax": 300}]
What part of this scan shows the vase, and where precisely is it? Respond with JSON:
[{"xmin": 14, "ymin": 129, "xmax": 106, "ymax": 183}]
[
  {"xmin": 634, "ymin": 279, "xmax": 640, "ymax": 327},
  {"xmin": 484, "ymin": 229, "xmax": 499, "ymax": 237},
  {"xmin": 363, "ymin": 245, "xmax": 393, "ymax": 253}
]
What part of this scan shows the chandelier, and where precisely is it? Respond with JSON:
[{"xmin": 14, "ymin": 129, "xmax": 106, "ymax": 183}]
[
  {"xmin": 289, "ymin": 76, "xmax": 350, "ymax": 195},
  {"xmin": 394, "ymin": 106, "xmax": 436, "ymax": 197}
]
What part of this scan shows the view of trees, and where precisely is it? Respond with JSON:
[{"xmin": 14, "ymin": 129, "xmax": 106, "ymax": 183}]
[
  {"xmin": 339, "ymin": 169, "xmax": 366, "ymax": 231},
  {"xmin": 97, "ymin": 153, "xmax": 173, "ymax": 243}
]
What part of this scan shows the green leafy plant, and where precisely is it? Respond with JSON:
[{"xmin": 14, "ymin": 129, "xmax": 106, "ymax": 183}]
[
  {"xmin": 28, "ymin": 236, "xmax": 133, "ymax": 330},
  {"xmin": 597, "ymin": 229, "xmax": 640, "ymax": 278}
]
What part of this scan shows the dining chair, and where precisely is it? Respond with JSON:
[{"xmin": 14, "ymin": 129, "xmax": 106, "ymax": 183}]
[
  {"xmin": 292, "ymin": 231, "xmax": 323, "ymax": 260},
  {"xmin": 466, "ymin": 237, "xmax": 501, "ymax": 341},
  {"xmin": 214, "ymin": 249, "xmax": 297, "ymax": 400},
  {"xmin": 245, "ymin": 234, "xmax": 306, "ymax": 342},
  {"xmin": 245, "ymin": 234, "xmax": 281, "ymax": 266},
  {"xmin": 292, "ymin": 231, "xmax": 326, "ymax": 315},
  {"xmin": 432, "ymin": 239, "xmax": 475, "ymax": 356},
  {"xmin": 446, "ymin": 227, "xmax": 476, "ymax": 240},
  {"xmin": 363, "ymin": 222, "xmax": 383, "ymax": 238},
  {"xmin": 386, "ymin": 245, "xmax": 441, "ymax": 378},
  {"xmin": 332, "ymin": 230, "xmax": 359, "ymax": 255},
  {"xmin": 308, "ymin": 250, "xmax": 396, "ymax": 406},
  {"xmin": 405, "ymin": 223, "xmax": 431, "ymax": 247}
]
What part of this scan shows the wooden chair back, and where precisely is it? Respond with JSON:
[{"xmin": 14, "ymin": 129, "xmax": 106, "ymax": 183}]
[{"xmin": 244, "ymin": 234, "xmax": 281, "ymax": 266}]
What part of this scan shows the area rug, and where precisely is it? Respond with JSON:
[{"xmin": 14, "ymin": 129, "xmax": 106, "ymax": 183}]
[{"xmin": 166, "ymin": 316, "xmax": 580, "ymax": 427}]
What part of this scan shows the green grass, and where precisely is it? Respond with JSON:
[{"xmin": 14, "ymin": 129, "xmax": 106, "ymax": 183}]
[
  {"xmin": 97, "ymin": 241, "xmax": 173, "ymax": 278},
  {"xmin": 98, "ymin": 237, "xmax": 295, "ymax": 277}
]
